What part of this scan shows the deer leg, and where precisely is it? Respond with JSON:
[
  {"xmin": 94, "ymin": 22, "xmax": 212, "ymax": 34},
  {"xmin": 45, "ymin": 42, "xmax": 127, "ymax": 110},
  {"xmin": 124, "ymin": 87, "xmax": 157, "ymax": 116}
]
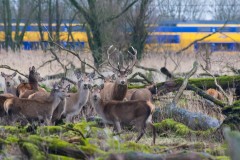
[
  {"xmin": 135, "ymin": 121, "xmax": 146, "ymax": 143},
  {"xmin": 147, "ymin": 121, "xmax": 156, "ymax": 145},
  {"xmin": 113, "ymin": 121, "xmax": 122, "ymax": 135}
]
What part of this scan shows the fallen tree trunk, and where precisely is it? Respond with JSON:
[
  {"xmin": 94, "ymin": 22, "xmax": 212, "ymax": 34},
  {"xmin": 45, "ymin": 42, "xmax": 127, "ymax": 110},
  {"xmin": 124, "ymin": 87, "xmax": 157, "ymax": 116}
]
[
  {"xmin": 107, "ymin": 151, "xmax": 214, "ymax": 160},
  {"xmin": 153, "ymin": 104, "xmax": 221, "ymax": 131}
]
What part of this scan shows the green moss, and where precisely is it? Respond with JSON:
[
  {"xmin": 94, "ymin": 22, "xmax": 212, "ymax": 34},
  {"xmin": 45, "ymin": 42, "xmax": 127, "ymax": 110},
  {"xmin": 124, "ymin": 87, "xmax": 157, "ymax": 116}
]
[
  {"xmin": 154, "ymin": 119, "xmax": 191, "ymax": 136},
  {"xmin": 37, "ymin": 126, "xmax": 64, "ymax": 135},
  {"xmin": 70, "ymin": 86, "xmax": 77, "ymax": 93},
  {"xmin": 20, "ymin": 142, "xmax": 46, "ymax": 160},
  {"xmin": 0, "ymin": 126, "xmax": 25, "ymax": 134},
  {"xmin": 39, "ymin": 84, "xmax": 51, "ymax": 92},
  {"xmin": 6, "ymin": 135, "xmax": 19, "ymax": 143},
  {"xmin": 122, "ymin": 141, "xmax": 152, "ymax": 153},
  {"xmin": 154, "ymin": 119, "xmax": 214, "ymax": 137},
  {"xmin": 215, "ymin": 156, "xmax": 230, "ymax": 160},
  {"xmin": 80, "ymin": 144, "xmax": 106, "ymax": 156},
  {"xmin": 48, "ymin": 154, "xmax": 75, "ymax": 160}
]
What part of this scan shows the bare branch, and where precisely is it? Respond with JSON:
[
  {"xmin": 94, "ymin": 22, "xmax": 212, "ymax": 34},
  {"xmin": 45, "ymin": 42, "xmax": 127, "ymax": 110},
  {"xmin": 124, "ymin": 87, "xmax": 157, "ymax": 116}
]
[
  {"xmin": 175, "ymin": 21, "xmax": 228, "ymax": 54},
  {"xmin": 136, "ymin": 65, "xmax": 161, "ymax": 73},
  {"xmin": 173, "ymin": 61, "xmax": 198, "ymax": 104},
  {"xmin": 0, "ymin": 65, "xmax": 27, "ymax": 78},
  {"xmin": 128, "ymin": 72, "xmax": 153, "ymax": 84},
  {"xmin": 43, "ymin": 26, "xmax": 104, "ymax": 78},
  {"xmin": 201, "ymin": 64, "xmax": 232, "ymax": 105}
]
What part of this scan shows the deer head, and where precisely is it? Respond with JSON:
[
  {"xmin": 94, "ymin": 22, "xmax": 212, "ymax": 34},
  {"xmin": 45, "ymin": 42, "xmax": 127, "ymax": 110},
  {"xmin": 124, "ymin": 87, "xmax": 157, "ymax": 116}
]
[
  {"xmin": 107, "ymin": 45, "xmax": 137, "ymax": 85},
  {"xmin": 51, "ymin": 83, "xmax": 70, "ymax": 101},
  {"xmin": 28, "ymin": 66, "xmax": 45, "ymax": 83},
  {"xmin": 75, "ymin": 71, "xmax": 95, "ymax": 90},
  {"xmin": 1, "ymin": 71, "xmax": 17, "ymax": 88}
]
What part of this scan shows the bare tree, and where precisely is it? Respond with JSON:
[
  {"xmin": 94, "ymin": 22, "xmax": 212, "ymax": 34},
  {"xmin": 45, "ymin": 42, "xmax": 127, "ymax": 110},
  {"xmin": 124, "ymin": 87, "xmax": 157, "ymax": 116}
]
[
  {"xmin": 70, "ymin": 0, "xmax": 138, "ymax": 68},
  {"xmin": 126, "ymin": 0, "xmax": 154, "ymax": 60},
  {"xmin": 212, "ymin": 0, "xmax": 240, "ymax": 20},
  {"xmin": 157, "ymin": 0, "xmax": 207, "ymax": 20}
]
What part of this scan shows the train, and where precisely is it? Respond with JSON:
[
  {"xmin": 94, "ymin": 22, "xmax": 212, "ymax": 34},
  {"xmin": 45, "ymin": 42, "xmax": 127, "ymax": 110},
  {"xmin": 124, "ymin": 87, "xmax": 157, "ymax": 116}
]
[
  {"xmin": 0, "ymin": 20, "xmax": 240, "ymax": 52},
  {"xmin": 146, "ymin": 20, "xmax": 240, "ymax": 53}
]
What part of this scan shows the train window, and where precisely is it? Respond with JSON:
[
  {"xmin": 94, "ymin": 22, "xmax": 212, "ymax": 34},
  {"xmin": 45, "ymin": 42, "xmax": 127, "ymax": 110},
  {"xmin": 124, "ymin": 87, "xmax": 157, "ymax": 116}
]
[
  {"xmin": 146, "ymin": 35, "xmax": 180, "ymax": 44},
  {"xmin": 195, "ymin": 43, "xmax": 238, "ymax": 52}
]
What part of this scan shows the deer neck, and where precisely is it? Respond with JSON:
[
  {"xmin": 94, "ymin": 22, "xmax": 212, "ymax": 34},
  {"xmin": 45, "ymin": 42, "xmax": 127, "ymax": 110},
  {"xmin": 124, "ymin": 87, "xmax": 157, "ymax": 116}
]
[
  {"xmin": 47, "ymin": 92, "xmax": 62, "ymax": 111},
  {"xmin": 29, "ymin": 81, "xmax": 38, "ymax": 90},
  {"xmin": 112, "ymin": 82, "xmax": 127, "ymax": 100},
  {"xmin": 5, "ymin": 86, "xmax": 17, "ymax": 95},
  {"xmin": 91, "ymin": 98, "xmax": 105, "ymax": 117},
  {"xmin": 77, "ymin": 87, "xmax": 90, "ymax": 106}
]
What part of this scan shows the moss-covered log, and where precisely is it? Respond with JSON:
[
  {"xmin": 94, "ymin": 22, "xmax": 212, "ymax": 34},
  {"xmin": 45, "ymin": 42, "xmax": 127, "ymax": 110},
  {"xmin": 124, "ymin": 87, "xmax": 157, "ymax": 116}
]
[
  {"xmin": 20, "ymin": 135, "xmax": 88, "ymax": 159},
  {"xmin": 106, "ymin": 151, "xmax": 214, "ymax": 160},
  {"xmin": 128, "ymin": 75, "xmax": 240, "ymax": 90}
]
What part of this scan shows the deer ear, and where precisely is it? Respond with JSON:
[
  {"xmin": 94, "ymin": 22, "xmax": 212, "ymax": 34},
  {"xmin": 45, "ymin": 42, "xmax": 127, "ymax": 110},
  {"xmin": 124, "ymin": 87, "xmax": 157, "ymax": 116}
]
[
  {"xmin": 1, "ymin": 72, "xmax": 5, "ymax": 77},
  {"xmin": 88, "ymin": 72, "xmax": 95, "ymax": 79},
  {"xmin": 100, "ymin": 84, "xmax": 104, "ymax": 90},
  {"xmin": 65, "ymin": 84, "xmax": 71, "ymax": 91},
  {"xmin": 74, "ymin": 71, "xmax": 82, "ymax": 79},
  {"xmin": 12, "ymin": 72, "xmax": 17, "ymax": 77},
  {"xmin": 111, "ymin": 74, "xmax": 116, "ymax": 80},
  {"xmin": 32, "ymin": 66, "xmax": 36, "ymax": 72},
  {"xmin": 18, "ymin": 76, "xmax": 23, "ymax": 83},
  {"xmin": 127, "ymin": 69, "xmax": 132, "ymax": 75}
]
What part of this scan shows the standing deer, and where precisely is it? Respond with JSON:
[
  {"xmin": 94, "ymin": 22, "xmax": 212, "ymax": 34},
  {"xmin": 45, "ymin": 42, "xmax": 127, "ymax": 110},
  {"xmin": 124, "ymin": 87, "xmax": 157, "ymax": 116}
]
[
  {"xmin": 17, "ymin": 66, "xmax": 46, "ymax": 98},
  {"xmin": 100, "ymin": 45, "xmax": 137, "ymax": 101},
  {"xmin": 28, "ymin": 79, "xmax": 68, "ymax": 124},
  {"xmin": 1, "ymin": 71, "xmax": 17, "ymax": 96},
  {"xmin": 90, "ymin": 85, "xmax": 156, "ymax": 145},
  {"xmin": 61, "ymin": 72, "xmax": 95, "ymax": 122},
  {"xmin": 4, "ymin": 83, "xmax": 70, "ymax": 125}
]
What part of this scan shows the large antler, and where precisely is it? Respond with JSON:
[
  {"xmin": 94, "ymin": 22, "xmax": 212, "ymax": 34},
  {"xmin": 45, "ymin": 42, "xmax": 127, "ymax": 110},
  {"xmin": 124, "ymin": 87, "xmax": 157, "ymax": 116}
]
[
  {"xmin": 124, "ymin": 46, "xmax": 137, "ymax": 73},
  {"xmin": 107, "ymin": 45, "xmax": 121, "ymax": 72}
]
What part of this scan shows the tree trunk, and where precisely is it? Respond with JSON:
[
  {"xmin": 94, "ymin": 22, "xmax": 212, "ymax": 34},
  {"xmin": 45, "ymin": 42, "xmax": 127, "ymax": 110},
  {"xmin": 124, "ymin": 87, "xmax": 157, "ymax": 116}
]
[
  {"xmin": 37, "ymin": 0, "xmax": 44, "ymax": 50},
  {"xmin": 48, "ymin": 0, "xmax": 53, "ymax": 45}
]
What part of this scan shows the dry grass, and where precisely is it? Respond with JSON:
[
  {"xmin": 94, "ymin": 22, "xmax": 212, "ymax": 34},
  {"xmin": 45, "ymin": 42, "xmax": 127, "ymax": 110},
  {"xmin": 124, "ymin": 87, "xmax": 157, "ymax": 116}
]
[{"xmin": 0, "ymin": 49, "xmax": 237, "ymax": 119}]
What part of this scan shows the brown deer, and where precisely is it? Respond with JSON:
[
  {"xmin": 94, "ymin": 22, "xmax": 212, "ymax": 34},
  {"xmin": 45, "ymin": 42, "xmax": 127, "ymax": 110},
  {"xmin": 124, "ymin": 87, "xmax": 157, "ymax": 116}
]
[
  {"xmin": 28, "ymin": 79, "xmax": 68, "ymax": 124},
  {"xmin": 90, "ymin": 85, "xmax": 156, "ymax": 145},
  {"xmin": 1, "ymin": 71, "xmax": 17, "ymax": 96},
  {"xmin": 125, "ymin": 84, "xmax": 158, "ymax": 101},
  {"xmin": 61, "ymin": 72, "xmax": 95, "ymax": 122},
  {"xmin": 100, "ymin": 45, "xmax": 137, "ymax": 101},
  {"xmin": 4, "ymin": 83, "xmax": 70, "ymax": 125},
  {"xmin": 206, "ymin": 88, "xmax": 224, "ymax": 101},
  {"xmin": 17, "ymin": 66, "xmax": 46, "ymax": 98},
  {"xmin": 0, "ymin": 94, "xmax": 15, "ymax": 117}
]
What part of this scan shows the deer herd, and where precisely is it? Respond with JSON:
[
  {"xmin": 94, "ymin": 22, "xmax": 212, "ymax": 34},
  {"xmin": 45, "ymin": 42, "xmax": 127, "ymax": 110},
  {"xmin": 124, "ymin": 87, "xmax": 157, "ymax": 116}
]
[
  {"xmin": 0, "ymin": 45, "xmax": 227, "ymax": 145},
  {"xmin": 0, "ymin": 46, "xmax": 158, "ymax": 144}
]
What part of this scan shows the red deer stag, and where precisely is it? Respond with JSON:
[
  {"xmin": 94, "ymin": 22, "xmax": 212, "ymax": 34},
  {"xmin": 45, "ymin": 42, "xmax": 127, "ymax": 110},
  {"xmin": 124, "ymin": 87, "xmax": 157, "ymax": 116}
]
[
  {"xmin": 100, "ymin": 45, "xmax": 137, "ymax": 101},
  {"xmin": 17, "ymin": 66, "xmax": 46, "ymax": 98},
  {"xmin": 4, "ymin": 83, "xmax": 70, "ymax": 125},
  {"xmin": 90, "ymin": 85, "xmax": 156, "ymax": 145}
]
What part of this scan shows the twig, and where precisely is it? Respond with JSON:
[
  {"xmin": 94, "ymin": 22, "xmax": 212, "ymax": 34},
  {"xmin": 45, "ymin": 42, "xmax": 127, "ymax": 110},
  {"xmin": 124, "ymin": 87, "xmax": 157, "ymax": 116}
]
[
  {"xmin": 200, "ymin": 64, "xmax": 232, "ymax": 105},
  {"xmin": 175, "ymin": 21, "xmax": 228, "ymax": 55},
  {"xmin": 0, "ymin": 65, "xmax": 27, "ymax": 78},
  {"xmin": 128, "ymin": 72, "xmax": 153, "ymax": 84},
  {"xmin": 173, "ymin": 61, "xmax": 198, "ymax": 104},
  {"xmin": 37, "ymin": 58, "xmax": 56, "ymax": 70},
  {"xmin": 135, "ymin": 65, "xmax": 161, "ymax": 73},
  {"xmin": 43, "ymin": 26, "xmax": 104, "ymax": 78},
  {"xmin": 63, "ymin": 126, "xmax": 86, "ymax": 139}
]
